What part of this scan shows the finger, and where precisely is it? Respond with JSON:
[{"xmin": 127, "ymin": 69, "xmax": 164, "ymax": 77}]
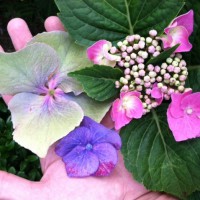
[
  {"xmin": 0, "ymin": 46, "xmax": 13, "ymax": 104},
  {"xmin": 44, "ymin": 16, "xmax": 65, "ymax": 32},
  {"xmin": 0, "ymin": 171, "xmax": 46, "ymax": 200},
  {"xmin": 7, "ymin": 18, "xmax": 33, "ymax": 51}
]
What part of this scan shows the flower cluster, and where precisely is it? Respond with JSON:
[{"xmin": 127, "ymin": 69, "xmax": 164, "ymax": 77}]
[{"xmin": 55, "ymin": 116, "xmax": 121, "ymax": 177}]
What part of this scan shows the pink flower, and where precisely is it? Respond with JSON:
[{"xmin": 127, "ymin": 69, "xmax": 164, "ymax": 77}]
[
  {"xmin": 160, "ymin": 10, "xmax": 194, "ymax": 53},
  {"xmin": 151, "ymin": 84, "xmax": 163, "ymax": 105},
  {"xmin": 111, "ymin": 91, "xmax": 143, "ymax": 130},
  {"xmin": 167, "ymin": 90, "xmax": 200, "ymax": 141},
  {"xmin": 87, "ymin": 40, "xmax": 120, "ymax": 67}
]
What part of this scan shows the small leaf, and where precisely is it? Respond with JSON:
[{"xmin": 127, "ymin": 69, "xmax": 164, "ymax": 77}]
[
  {"xmin": 147, "ymin": 44, "xmax": 180, "ymax": 65},
  {"xmin": 55, "ymin": 0, "xmax": 185, "ymax": 46},
  {"xmin": 121, "ymin": 104, "xmax": 200, "ymax": 199},
  {"xmin": 69, "ymin": 65, "xmax": 123, "ymax": 101}
]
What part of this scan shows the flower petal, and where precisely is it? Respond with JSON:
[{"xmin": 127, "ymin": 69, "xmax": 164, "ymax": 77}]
[
  {"xmin": 0, "ymin": 43, "xmax": 60, "ymax": 95},
  {"xmin": 166, "ymin": 10, "xmax": 194, "ymax": 36},
  {"xmin": 170, "ymin": 90, "xmax": 192, "ymax": 118},
  {"xmin": 93, "ymin": 143, "xmax": 118, "ymax": 176},
  {"xmin": 8, "ymin": 92, "xmax": 84, "ymax": 157},
  {"xmin": 168, "ymin": 26, "xmax": 192, "ymax": 52},
  {"xmin": 111, "ymin": 98, "xmax": 131, "ymax": 130},
  {"xmin": 81, "ymin": 117, "xmax": 121, "ymax": 149},
  {"xmin": 63, "ymin": 146, "xmax": 99, "ymax": 177},
  {"xmin": 29, "ymin": 31, "xmax": 92, "ymax": 95},
  {"xmin": 151, "ymin": 85, "xmax": 163, "ymax": 105},
  {"xmin": 55, "ymin": 127, "xmax": 91, "ymax": 157},
  {"xmin": 87, "ymin": 40, "xmax": 108, "ymax": 64}
]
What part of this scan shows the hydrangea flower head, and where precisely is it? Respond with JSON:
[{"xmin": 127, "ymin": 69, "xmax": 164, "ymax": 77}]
[
  {"xmin": 0, "ymin": 32, "xmax": 111, "ymax": 157},
  {"xmin": 160, "ymin": 10, "xmax": 194, "ymax": 53},
  {"xmin": 167, "ymin": 90, "xmax": 200, "ymax": 141},
  {"xmin": 111, "ymin": 91, "xmax": 143, "ymax": 130},
  {"xmin": 55, "ymin": 116, "xmax": 121, "ymax": 177},
  {"xmin": 87, "ymin": 40, "xmax": 121, "ymax": 67}
]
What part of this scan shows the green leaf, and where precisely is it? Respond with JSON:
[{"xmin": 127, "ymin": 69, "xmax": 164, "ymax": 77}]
[
  {"xmin": 186, "ymin": 65, "xmax": 200, "ymax": 92},
  {"xmin": 187, "ymin": 191, "xmax": 200, "ymax": 200},
  {"xmin": 55, "ymin": 0, "xmax": 185, "ymax": 46},
  {"xmin": 121, "ymin": 104, "xmax": 200, "ymax": 199},
  {"xmin": 147, "ymin": 44, "xmax": 179, "ymax": 65},
  {"xmin": 69, "ymin": 65, "xmax": 123, "ymax": 101}
]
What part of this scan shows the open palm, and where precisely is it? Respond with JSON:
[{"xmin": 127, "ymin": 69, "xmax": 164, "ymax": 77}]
[{"xmin": 0, "ymin": 17, "xmax": 177, "ymax": 200}]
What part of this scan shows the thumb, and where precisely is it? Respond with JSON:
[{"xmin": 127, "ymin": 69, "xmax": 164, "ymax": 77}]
[{"xmin": 0, "ymin": 171, "xmax": 45, "ymax": 200}]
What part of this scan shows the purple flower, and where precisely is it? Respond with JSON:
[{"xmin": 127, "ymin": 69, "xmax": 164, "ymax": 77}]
[
  {"xmin": 167, "ymin": 90, "xmax": 200, "ymax": 141},
  {"xmin": 55, "ymin": 116, "xmax": 121, "ymax": 177},
  {"xmin": 160, "ymin": 10, "xmax": 194, "ymax": 53}
]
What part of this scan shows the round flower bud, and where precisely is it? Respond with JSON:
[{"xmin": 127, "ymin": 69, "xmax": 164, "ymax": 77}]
[
  {"xmin": 170, "ymin": 78, "xmax": 176, "ymax": 84},
  {"xmin": 125, "ymin": 56, "xmax": 131, "ymax": 62},
  {"xmin": 133, "ymin": 44, "xmax": 139, "ymax": 50},
  {"xmin": 138, "ymin": 51, "xmax": 143, "ymax": 57},
  {"xmin": 140, "ymin": 37, "xmax": 145, "ymax": 41},
  {"xmin": 152, "ymin": 40, "xmax": 158, "ymax": 47},
  {"xmin": 127, "ymin": 46, "xmax": 133, "ymax": 53},
  {"xmin": 160, "ymin": 69, "xmax": 166, "ymax": 75},
  {"xmin": 161, "ymin": 63, "xmax": 168, "ymax": 69},
  {"xmin": 179, "ymin": 75, "xmax": 187, "ymax": 81},
  {"xmin": 156, "ymin": 76, "xmax": 162, "ymax": 82},
  {"xmin": 122, "ymin": 52, "xmax": 127, "ymax": 58},
  {"xmin": 180, "ymin": 81, "xmax": 185, "ymax": 86},
  {"xmin": 144, "ymin": 82, "xmax": 151, "ymax": 88},
  {"xmin": 136, "ymin": 85, "xmax": 143, "ymax": 91},
  {"xmin": 144, "ymin": 75, "xmax": 150, "ymax": 82},
  {"xmin": 121, "ymin": 85, "xmax": 129, "ymax": 92},
  {"xmin": 173, "ymin": 74, "xmax": 179, "ymax": 79},
  {"xmin": 153, "ymin": 51, "xmax": 160, "ymax": 57},
  {"xmin": 148, "ymin": 46, "xmax": 155, "ymax": 54},
  {"xmin": 129, "ymin": 84, "xmax": 135, "ymax": 89},
  {"xmin": 182, "ymin": 70, "xmax": 188, "ymax": 75},
  {"xmin": 164, "ymin": 94, "xmax": 170, "ymax": 100},
  {"xmin": 115, "ymin": 81, "xmax": 120, "ymax": 88},
  {"xmin": 175, "ymin": 80, "xmax": 180, "ymax": 86},
  {"xmin": 166, "ymin": 57, "xmax": 173, "ymax": 64},
  {"xmin": 164, "ymin": 79, "xmax": 170, "ymax": 84},
  {"xmin": 145, "ymin": 98, "xmax": 151, "ymax": 104},
  {"xmin": 110, "ymin": 47, "xmax": 117, "ymax": 54},
  {"xmin": 179, "ymin": 60, "xmax": 186, "ymax": 68},
  {"xmin": 133, "ymin": 72, "xmax": 139, "ymax": 78},
  {"xmin": 152, "ymin": 102, "xmax": 158, "ymax": 108},
  {"xmin": 147, "ymin": 64, "xmax": 154, "ymax": 71},
  {"xmin": 129, "ymin": 59, "xmax": 135, "ymax": 65},
  {"xmin": 132, "ymin": 65, "xmax": 138, "ymax": 71},
  {"xmin": 150, "ymin": 78, "xmax": 156, "ymax": 83},
  {"xmin": 131, "ymin": 53, "xmax": 137, "ymax": 59},
  {"xmin": 117, "ymin": 41, "xmax": 123, "ymax": 47},
  {"xmin": 125, "ymin": 75, "xmax": 131, "ymax": 80},
  {"xmin": 118, "ymin": 61, "xmax": 124, "ymax": 67},
  {"xmin": 135, "ymin": 78, "xmax": 142, "ymax": 84},
  {"xmin": 176, "ymin": 53, "xmax": 183, "ymax": 59},
  {"xmin": 167, "ymin": 65, "xmax": 174, "ymax": 72},
  {"xmin": 157, "ymin": 83, "xmax": 163, "ymax": 88},
  {"xmin": 172, "ymin": 61, "xmax": 179, "ymax": 67},
  {"xmin": 141, "ymin": 51, "xmax": 148, "ymax": 59},
  {"xmin": 147, "ymin": 104, "xmax": 152, "ymax": 110},
  {"xmin": 156, "ymin": 46, "xmax": 161, "ymax": 51},
  {"xmin": 161, "ymin": 85, "xmax": 168, "ymax": 93},
  {"xmin": 178, "ymin": 85, "xmax": 185, "ymax": 92},
  {"xmin": 174, "ymin": 57, "xmax": 181, "ymax": 63},
  {"xmin": 154, "ymin": 66, "xmax": 160, "ymax": 73},
  {"xmin": 143, "ymin": 103, "xmax": 147, "ymax": 108},
  {"xmin": 121, "ymin": 45, "xmax": 127, "ymax": 51},
  {"xmin": 149, "ymin": 71, "xmax": 156, "ymax": 78},
  {"xmin": 134, "ymin": 34, "xmax": 141, "ymax": 40},
  {"xmin": 146, "ymin": 37, "xmax": 153, "ymax": 43},
  {"xmin": 138, "ymin": 41, "xmax": 145, "ymax": 49},
  {"xmin": 123, "ymin": 40, "xmax": 128, "ymax": 45},
  {"xmin": 174, "ymin": 67, "xmax": 181, "ymax": 74},
  {"xmin": 136, "ymin": 56, "xmax": 144, "ymax": 64},
  {"xmin": 149, "ymin": 30, "xmax": 157, "ymax": 37},
  {"xmin": 120, "ymin": 77, "xmax": 125, "ymax": 83},
  {"xmin": 138, "ymin": 63, "xmax": 145, "ymax": 69},
  {"xmin": 124, "ymin": 62, "xmax": 130, "ymax": 68},
  {"xmin": 164, "ymin": 73, "xmax": 171, "ymax": 80},
  {"xmin": 124, "ymin": 68, "xmax": 131, "ymax": 75},
  {"xmin": 146, "ymin": 89, "xmax": 152, "ymax": 95},
  {"xmin": 168, "ymin": 88, "xmax": 175, "ymax": 95},
  {"xmin": 127, "ymin": 35, "xmax": 135, "ymax": 43},
  {"xmin": 139, "ymin": 70, "xmax": 145, "ymax": 76}
]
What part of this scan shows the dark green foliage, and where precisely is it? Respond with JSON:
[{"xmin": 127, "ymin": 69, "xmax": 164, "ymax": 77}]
[{"xmin": 0, "ymin": 97, "xmax": 42, "ymax": 181}]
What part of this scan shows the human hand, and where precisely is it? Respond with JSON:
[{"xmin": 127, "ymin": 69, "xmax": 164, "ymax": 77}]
[{"xmin": 0, "ymin": 17, "xmax": 177, "ymax": 200}]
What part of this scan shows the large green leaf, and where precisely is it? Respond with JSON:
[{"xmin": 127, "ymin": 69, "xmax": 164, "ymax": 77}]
[
  {"xmin": 69, "ymin": 65, "xmax": 123, "ymax": 101},
  {"xmin": 55, "ymin": 0, "xmax": 184, "ymax": 46},
  {"xmin": 186, "ymin": 65, "xmax": 200, "ymax": 92},
  {"xmin": 187, "ymin": 191, "xmax": 200, "ymax": 200},
  {"xmin": 121, "ymin": 104, "xmax": 200, "ymax": 199}
]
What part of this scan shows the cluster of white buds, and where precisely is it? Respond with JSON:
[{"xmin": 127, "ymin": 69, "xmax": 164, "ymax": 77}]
[{"xmin": 112, "ymin": 30, "xmax": 188, "ymax": 114}]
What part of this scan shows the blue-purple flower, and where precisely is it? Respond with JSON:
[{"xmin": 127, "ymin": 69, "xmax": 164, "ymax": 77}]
[{"xmin": 55, "ymin": 116, "xmax": 121, "ymax": 177}]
